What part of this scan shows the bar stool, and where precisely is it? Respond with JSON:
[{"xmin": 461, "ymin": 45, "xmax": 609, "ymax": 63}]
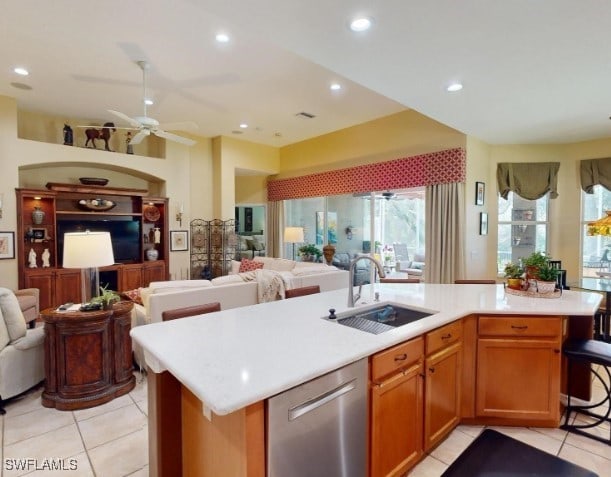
[{"xmin": 561, "ymin": 339, "xmax": 611, "ymax": 445}]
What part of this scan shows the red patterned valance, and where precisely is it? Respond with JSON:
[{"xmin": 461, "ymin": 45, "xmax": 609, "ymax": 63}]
[{"xmin": 267, "ymin": 148, "xmax": 466, "ymax": 201}]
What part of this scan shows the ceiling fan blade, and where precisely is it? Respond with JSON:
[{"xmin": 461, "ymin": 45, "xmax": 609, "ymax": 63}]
[
  {"xmin": 107, "ymin": 109, "xmax": 142, "ymax": 128},
  {"xmin": 157, "ymin": 121, "xmax": 199, "ymax": 132},
  {"xmin": 154, "ymin": 129, "xmax": 196, "ymax": 146},
  {"xmin": 129, "ymin": 129, "xmax": 149, "ymax": 145}
]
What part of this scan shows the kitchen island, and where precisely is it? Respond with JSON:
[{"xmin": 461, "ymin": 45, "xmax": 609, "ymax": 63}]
[{"xmin": 131, "ymin": 283, "xmax": 601, "ymax": 477}]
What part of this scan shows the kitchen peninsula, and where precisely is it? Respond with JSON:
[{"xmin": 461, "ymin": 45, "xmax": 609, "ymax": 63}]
[{"xmin": 131, "ymin": 283, "xmax": 602, "ymax": 477}]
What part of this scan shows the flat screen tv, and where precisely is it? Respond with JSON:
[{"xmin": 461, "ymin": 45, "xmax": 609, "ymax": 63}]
[{"xmin": 57, "ymin": 218, "xmax": 141, "ymax": 265}]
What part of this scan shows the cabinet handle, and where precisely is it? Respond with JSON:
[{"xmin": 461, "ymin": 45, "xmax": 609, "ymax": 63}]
[
  {"xmin": 554, "ymin": 348, "xmax": 560, "ymax": 354},
  {"xmin": 429, "ymin": 367, "xmax": 435, "ymax": 374},
  {"xmin": 394, "ymin": 353, "xmax": 407, "ymax": 362},
  {"xmin": 441, "ymin": 333, "xmax": 452, "ymax": 340},
  {"xmin": 511, "ymin": 325, "xmax": 528, "ymax": 330}
]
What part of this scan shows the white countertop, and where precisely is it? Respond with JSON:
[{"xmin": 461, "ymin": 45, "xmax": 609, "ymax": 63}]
[{"xmin": 130, "ymin": 283, "xmax": 601, "ymax": 415}]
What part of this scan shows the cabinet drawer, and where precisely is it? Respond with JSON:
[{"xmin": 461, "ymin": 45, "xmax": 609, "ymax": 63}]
[
  {"xmin": 426, "ymin": 321, "xmax": 462, "ymax": 355},
  {"xmin": 479, "ymin": 316, "xmax": 561, "ymax": 337},
  {"xmin": 371, "ymin": 336, "xmax": 424, "ymax": 382}
]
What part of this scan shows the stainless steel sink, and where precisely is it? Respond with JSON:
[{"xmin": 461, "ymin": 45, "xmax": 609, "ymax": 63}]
[{"xmin": 325, "ymin": 303, "xmax": 435, "ymax": 335}]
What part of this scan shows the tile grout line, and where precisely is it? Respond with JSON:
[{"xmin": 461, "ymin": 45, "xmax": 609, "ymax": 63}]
[{"xmin": 72, "ymin": 409, "xmax": 97, "ymax": 477}]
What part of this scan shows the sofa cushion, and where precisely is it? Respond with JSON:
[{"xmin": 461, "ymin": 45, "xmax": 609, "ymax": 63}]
[
  {"xmin": 239, "ymin": 258, "xmax": 265, "ymax": 272},
  {"xmin": 251, "ymin": 237, "xmax": 265, "ymax": 251},
  {"xmin": 0, "ymin": 288, "xmax": 27, "ymax": 342},
  {"xmin": 238, "ymin": 235, "xmax": 249, "ymax": 251},
  {"xmin": 414, "ymin": 253, "xmax": 426, "ymax": 263},
  {"xmin": 229, "ymin": 260, "xmax": 241, "ymax": 275},
  {"xmin": 292, "ymin": 262, "xmax": 338, "ymax": 276},
  {"xmin": 411, "ymin": 262, "xmax": 425, "ymax": 270},
  {"xmin": 149, "ymin": 280, "xmax": 212, "ymax": 293},
  {"xmin": 0, "ymin": 307, "xmax": 10, "ymax": 351},
  {"xmin": 211, "ymin": 275, "xmax": 244, "ymax": 285},
  {"xmin": 253, "ymin": 256, "xmax": 296, "ymax": 272}
]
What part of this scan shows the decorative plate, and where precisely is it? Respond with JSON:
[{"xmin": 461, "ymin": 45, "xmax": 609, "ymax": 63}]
[
  {"xmin": 78, "ymin": 198, "xmax": 116, "ymax": 211},
  {"xmin": 79, "ymin": 177, "xmax": 109, "ymax": 186},
  {"xmin": 144, "ymin": 205, "xmax": 161, "ymax": 222}
]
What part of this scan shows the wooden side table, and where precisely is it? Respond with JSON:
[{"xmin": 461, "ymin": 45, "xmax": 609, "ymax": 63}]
[{"xmin": 41, "ymin": 301, "xmax": 136, "ymax": 410}]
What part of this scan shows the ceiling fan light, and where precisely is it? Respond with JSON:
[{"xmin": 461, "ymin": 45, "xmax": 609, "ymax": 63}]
[
  {"xmin": 350, "ymin": 17, "xmax": 373, "ymax": 32},
  {"xmin": 144, "ymin": 98, "xmax": 154, "ymax": 105},
  {"xmin": 216, "ymin": 33, "xmax": 230, "ymax": 43}
]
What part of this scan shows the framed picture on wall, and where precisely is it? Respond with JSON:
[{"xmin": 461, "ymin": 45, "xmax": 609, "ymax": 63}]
[
  {"xmin": 170, "ymin": 230, "xmax": 189, "ymax": 251},
  {"xmin": 475, "ymin": 182, "xmax": 485, "ymax": 206},
  {"xmin": 0, "ymin": 231, "xmax": 15, "ymax": 259},
  {"xmin": 480, "ymin": 212, "xmax": 488, "ymax": 235}
]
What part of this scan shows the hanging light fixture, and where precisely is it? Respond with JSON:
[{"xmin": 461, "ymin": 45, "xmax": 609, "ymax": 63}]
[{"xmin": 587, "ymin": 210, "xmax": 611, "ymax": 236}]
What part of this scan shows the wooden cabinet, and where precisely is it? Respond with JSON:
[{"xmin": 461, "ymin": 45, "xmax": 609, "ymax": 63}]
[
  {"xmin": 424, "ymin": 321, "xmax": 462, "ymax": 451},
  {"xmin": 41, "ymin": 301, "xmax": 136, "ymax": 410},
  {"xmin": 370, "ymin": 337, "xmax": 424, "ymax": 477},
  {"xmin": 16, "ymin": 186, "xmax": 169, "ymax": 305},
  {"xmin": 476, "ymin": 315, "xmax": 563, "ymax": 425}
]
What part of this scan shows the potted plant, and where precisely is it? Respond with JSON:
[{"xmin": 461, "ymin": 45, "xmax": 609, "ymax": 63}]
[
  {"xmin": 503, "ymin": 262, "xmax": 523, "ymax": 290},
  {"xmin": 298, "ymin": 244, "xmax": 322, "ymax": 262},
  {"xmin": 522, "ymin": 251, "xmax": 549, "ymax": 279},
  {"xmin": 534, "ymin": 264, "xmax": 558, "ymax": 293},
  {"xmin": 90, "ymin": 284, "xmax": 121, "ymax": 310}
]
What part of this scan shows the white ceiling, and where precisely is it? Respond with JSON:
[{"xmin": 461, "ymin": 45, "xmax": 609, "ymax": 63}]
[{"xmin": 3, "ymin": 1, "xmax": 611, "ymax": 147}]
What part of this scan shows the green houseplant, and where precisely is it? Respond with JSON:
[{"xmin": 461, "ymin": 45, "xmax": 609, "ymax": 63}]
[
  {"xmin": 298, "ymin": 244, "xmax": 322, "ymax": 262},
  {"xmin": 90, "ymin": 284, "xmax": 120, "ymax": 310},
  {"xmin": 522, "ymin": 251, "xmax": 549, "ymax": 279},
  {"xmin": 534, "ymin": 263, "xmax": 558, "ymax": 293},
  {"xmin": 503, "ymin": 262, "xmax": 524, "ymax": 290}
]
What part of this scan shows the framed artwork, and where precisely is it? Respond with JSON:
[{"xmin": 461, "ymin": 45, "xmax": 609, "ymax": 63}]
[
  {"xmin": 480, "ymin": 212, "xmax": 488, "ymax": 235},
  {"xmin": 315, "ymin": 212, "xmax": 338, "ymax": 245},
  {"xmin": 0, "ymin": 231, "xmax": 15, "ymax": 259},
  {"xmin": 170, "ymin": 230, "xmax": 189, "ymax": 251},
  {"xmin": 32, "ymin": 227, "xmax": 47, "ymax": 241},
  {"xmin": 475, "ymin": 182, "xmax": 485, "ymax": 206}
]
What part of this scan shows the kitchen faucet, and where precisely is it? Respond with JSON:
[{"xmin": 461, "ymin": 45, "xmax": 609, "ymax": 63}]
[{"xmin": 348, "ymin": 255, "xmax": 386, "ymax": 307}]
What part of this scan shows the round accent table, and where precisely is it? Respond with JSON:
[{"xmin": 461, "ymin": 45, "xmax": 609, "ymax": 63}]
[{"xmin": 41, "ymin": 301, "xmax": 136, "ymax": 410}]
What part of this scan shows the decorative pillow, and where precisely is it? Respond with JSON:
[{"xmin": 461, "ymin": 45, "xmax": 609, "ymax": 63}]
[
  {"xmin": 254, "ymin": 256, "xmax": 296, "ymax": 272},
  {"xmin": 229, "ymin": 260, "xmax": 241, "ymax": 275},
  {"xmin": 411, "ymin": 262, "xmax": 425, "ymax": 270},
  {"xmin": 238, "ymin": 235, "xmax": 249, "ymax": 251},
  {"xmin": 251, "ymin": 237, "xmax": 265, "ymax": 251},
  {"xmin": 245, "ymin": 238, "xmax": 255, "ymax": 250},
  {"xmin": 0, "ymin": 289, "xmax": 27, "ymax": 342},
  {"xmin": 122, "ymin": 288, "xmax": 143, "ymax": 305},
  {"xmin": 239, "ymin": 258, "xmax": 264, "ymax": 273}
]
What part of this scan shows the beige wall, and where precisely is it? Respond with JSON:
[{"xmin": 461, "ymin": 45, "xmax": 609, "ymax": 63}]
[{"xmin": 236, "ymin": 175, "xmax": 268, "ymax": 204}]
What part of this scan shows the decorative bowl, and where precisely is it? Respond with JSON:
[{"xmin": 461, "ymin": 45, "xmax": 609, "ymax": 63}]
[{"xmin": 79, "ymin": 177, "xmax": 109, "ymax": 186}]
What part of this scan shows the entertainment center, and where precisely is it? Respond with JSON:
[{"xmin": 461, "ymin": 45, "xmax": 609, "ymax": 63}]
[{"xmin": 16, "ymin": 183, "xmax": 169, "ymax": 310}]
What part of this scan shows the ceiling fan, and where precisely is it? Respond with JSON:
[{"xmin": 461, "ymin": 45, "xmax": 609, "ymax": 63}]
[{"xmin": 107, "ymin": 61, "xmax": 197, "ymax": 146}]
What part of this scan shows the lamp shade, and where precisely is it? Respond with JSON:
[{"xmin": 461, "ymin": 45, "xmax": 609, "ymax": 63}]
[
  {"xmin": 63, "ymin": 231, "xmax": 115, "ymax": 268},
  {"xmin": 284, "ymin": 227, "xmax": 304, "ymax": 244}
]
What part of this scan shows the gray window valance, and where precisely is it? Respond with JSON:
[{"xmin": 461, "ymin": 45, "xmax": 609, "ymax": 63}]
[
  {"xmin": 580, "ymin": 158, "xmax": 611, "ymax": 193},
  {"xmin": 497, "ymin": 162, "xmax": 560, "ymax": 200}
]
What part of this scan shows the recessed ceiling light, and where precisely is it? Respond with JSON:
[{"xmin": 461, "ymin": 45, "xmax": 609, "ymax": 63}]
[
  {"xmin": 447, "ymin": 82, "xmax": 463, "ymax": 92},
  {"xmin": 144, "ymin": 98, "xmax": 154, "ymax": 105},
  {"xmin": 14, "ymin": 67, "xmax": 29, "ymax": 76},
  {"xmin": 239, "ymin": 123, "xmax": 248, "ymax": 129},
  {"xmin": 350, "ymin": 17, "xmax": 372, "ymax": 32},
  {"xmin": 330, "ymin": 83, "xmax": 342, "ymax": 91},
  {"xmin": 216, "ymin": 33, "xmax": 230, "ymax": 43}
]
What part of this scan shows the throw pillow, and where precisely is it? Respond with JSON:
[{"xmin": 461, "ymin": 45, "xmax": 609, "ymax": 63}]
[
  {"xmin": 251, "ymin": 237, "xmax": 264, "ymax": 251},
  {"xmin": 245, "ymin": 238, "xmax": 255, "ymax": 250},
  {"xmin": 239, "ymin": 258, "xmax": 264, "ymax": 273},
  {"xmin": 122, "ymin": 288, "xmax": 143, "ymax": 305}
]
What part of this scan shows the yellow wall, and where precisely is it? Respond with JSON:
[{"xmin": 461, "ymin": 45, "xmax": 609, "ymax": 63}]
[
  {"xmin": 278, "ymin": 109, "xmax": 466, "ymax": 177},
  {"xmin": 236, "ymin": 175, "xmax": 268, "ymax": 204}
]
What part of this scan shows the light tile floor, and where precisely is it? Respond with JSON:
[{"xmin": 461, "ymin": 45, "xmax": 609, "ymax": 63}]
[{"xmin": 1, "ymin": 369, "xmax": 609, "ymax": 477}]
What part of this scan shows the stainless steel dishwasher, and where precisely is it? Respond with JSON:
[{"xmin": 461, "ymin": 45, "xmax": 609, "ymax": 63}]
[{"xmin": 267, "ymin": 358, "xmax": 367, "ymax": 477}]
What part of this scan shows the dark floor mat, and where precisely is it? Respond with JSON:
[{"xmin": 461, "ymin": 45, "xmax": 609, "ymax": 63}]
[{"xmin": 441, "ymin": 429, "xmax": 598, "ymax": 477}]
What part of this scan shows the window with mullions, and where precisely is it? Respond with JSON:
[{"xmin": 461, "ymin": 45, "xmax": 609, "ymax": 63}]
[
  {"xmin": 497, "ymin": 192, "xmax": 549, "ymax": 274},
  {"xmin": 581, "ymin": 185, "xmax": 611, "ymax": 277}
]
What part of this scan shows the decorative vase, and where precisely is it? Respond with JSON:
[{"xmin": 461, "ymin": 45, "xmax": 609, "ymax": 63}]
[
  {"xmin": 507, "ymin": 278, "xmax": 522, "ymax": 290},
  {"xmin": 32, "ymin": 206, "xmax": 45, "ymax": 225},
  {"xmin": 146, "ymin": 248, "xmax": 159, "ymax": 261}
]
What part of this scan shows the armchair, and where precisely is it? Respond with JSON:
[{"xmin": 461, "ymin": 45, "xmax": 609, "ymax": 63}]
[
  {"xmin": 14, "ymin": 288, "xmax": 39, "ymax": 328},
  {"xmin": 0, "ymin": 287, "xmax": 45, "ymax": 413}
]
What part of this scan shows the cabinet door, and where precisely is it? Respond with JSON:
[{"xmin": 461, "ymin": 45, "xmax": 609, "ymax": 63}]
[
  {"xmin": 143, "ymin": 261, "xmax": 166, "ymax": 286},
  {"xmin": 55, "ymin": 269, "xmax": 82, "ymax": 306},
  {"xmin": 424, "ymin": 342, "xmax": 462, "ymax": 451},
  {"xmin": 24, "ymin": 270, "xmax": 54, "ymax": 311},
  {"xmin": 370, "ymin": 362, "xmax": 423, "ymax": 477},
  {"xmin": 476, "ymin": 338, "xmax": 561, "ymax": 422},
  {"xmin": 119, "ymin": 264, "xmax": 143, "ymax": 291}
]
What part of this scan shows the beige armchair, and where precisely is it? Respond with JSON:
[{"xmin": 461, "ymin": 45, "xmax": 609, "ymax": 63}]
[
  {"xmin": 14, "ymin": 288, "xmax": 39, "ymax": 328},
  {"xmin": 0, "ymin": 287, "xmax": 45, "ymax": 414}
]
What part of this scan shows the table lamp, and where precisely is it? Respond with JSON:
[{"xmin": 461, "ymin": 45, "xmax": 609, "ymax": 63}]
[
  {"xmin": 63, "ymin": 231, "xmax": 115, "ymax": 304},
  {"xmin": 284, "ymin": 227, "xmax": 304, "ymax": 260}
]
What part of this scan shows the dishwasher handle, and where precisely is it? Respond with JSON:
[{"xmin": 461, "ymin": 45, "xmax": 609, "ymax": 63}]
[{"xmin": 288, "ymin": 379, "xmax": 357, "ymax": 421}]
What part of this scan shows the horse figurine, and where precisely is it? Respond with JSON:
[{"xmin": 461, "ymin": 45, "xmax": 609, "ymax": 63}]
[{"xmin": 85, "ymin": 122, "xmax": 116, "ymax": 151}]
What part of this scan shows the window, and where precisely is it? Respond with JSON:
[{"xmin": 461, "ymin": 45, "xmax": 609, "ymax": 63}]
[
  {"xmin": 497, "ymin": 192, "xmax": 549, "ymax": 273},
  {"xmin": 581, "ymin": 185, "xmax": 611, "ymax": 277}
]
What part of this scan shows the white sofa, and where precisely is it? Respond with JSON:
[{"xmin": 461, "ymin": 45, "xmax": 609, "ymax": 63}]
[{"xmin": 130, "ymin": 258, "xmax": 348, "ymax": 366}]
